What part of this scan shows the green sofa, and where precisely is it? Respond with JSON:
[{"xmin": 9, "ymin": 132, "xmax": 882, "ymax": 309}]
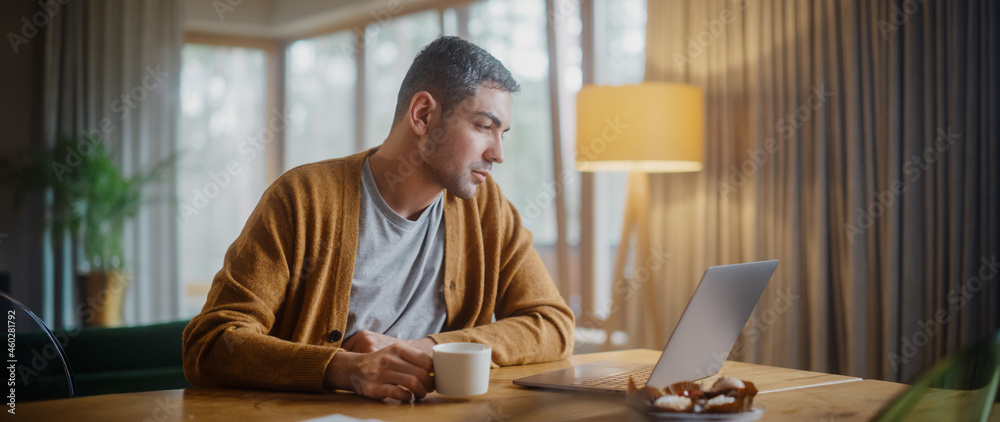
[{"xmin": 56, "ymin": 319, "xmax": 194, "ymax": 396}]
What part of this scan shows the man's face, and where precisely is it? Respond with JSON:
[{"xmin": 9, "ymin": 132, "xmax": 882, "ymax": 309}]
[{"xmin": 417, "ymin": 85, "xmax": 511, "ymax": 200}]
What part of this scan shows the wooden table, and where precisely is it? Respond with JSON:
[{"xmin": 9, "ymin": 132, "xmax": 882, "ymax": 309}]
[{"xmin": 19, "ymin": 349, "xmax": 908, "ymax": 422}]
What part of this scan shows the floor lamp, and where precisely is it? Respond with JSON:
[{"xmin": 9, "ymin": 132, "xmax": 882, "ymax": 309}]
[{"xmin": 576, "ymin": 83, "xmax": 704, "ymax": 350}]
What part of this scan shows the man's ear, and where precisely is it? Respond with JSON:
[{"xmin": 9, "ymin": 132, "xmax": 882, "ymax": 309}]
[{"xmin": 408, "ymin": 91, "xmax": 438, "ymax": 137}]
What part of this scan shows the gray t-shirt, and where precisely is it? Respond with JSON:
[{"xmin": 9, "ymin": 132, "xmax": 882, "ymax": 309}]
[{"xmin": 344, "ymin": 158, "xmax": 448, "ymax": 341}]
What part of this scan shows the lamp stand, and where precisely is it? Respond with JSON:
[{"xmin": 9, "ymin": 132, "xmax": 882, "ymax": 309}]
[{"xmin": 602, "ymin": 172, "xmax": 663, "ymax": 350}]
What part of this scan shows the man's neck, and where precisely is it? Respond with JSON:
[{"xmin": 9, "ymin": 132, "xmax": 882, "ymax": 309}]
[{"xmin": 367, "ymin": 139, "xmax": 443, "ymax": 221}]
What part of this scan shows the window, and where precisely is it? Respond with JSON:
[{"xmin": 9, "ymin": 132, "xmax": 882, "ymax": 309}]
[
  {"xmin": 554, "ymin": 0, "xmax": 584, "ymax": 247},
  {"xmin": 467, "ymin": 0, "xmax": 556, "ymax": 244},
  {"xmin": 286, "ymin": 31, "xmax": 358, "ymax": 169},
  {"xmin": 364, "ymin": 10, "xmax": 442, "ymax": 148},
  {"xmin": 590, "ymin": 0, "xmax": 647, "ymax": 318},
  {"xmin": 177, "ymin": 44, "xmax": 271, "ymax": 316},
  {"xmin": 594, "ymin": 0, "xmax": 647, "ymax": 85}
]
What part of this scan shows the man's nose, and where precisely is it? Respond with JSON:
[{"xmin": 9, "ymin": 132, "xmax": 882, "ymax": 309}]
[{"xmin": 486, "ymin": 135, "xmax": 504, "ymax": 164}]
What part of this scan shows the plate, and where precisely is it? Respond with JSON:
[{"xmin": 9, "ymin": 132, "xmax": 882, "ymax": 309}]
[{"xmin": 640, "ymin": 407, "xmax": 765, "ymax": 421}]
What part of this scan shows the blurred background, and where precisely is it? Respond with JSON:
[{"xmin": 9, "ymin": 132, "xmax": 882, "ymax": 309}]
[{"xmin": 0, "ymin": 0, "xmax": 997, "ymax": 387}]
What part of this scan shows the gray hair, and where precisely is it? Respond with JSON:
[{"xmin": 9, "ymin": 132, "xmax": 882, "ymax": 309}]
[{"xmin": 392, "ymin": 36, "xmax": 520, "ymax": 124}]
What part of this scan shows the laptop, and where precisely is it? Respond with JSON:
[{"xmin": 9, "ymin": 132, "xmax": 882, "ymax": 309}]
[{"xmin": 513, "ymin": 259, "xmax": 779, "ymax": 393}]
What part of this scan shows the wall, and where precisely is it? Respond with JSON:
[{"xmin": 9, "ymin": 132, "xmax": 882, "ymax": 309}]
[{"xmin": 0, "ymin": 0, "xmax": 48, "ymax": 313}]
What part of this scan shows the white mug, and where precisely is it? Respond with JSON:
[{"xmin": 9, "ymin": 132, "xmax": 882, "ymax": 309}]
[{"xmin": 432, "ymin": 342, "xmax": 492, "ymax": 397}]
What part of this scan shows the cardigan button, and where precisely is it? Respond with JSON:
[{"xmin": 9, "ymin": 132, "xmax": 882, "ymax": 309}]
[{"xmin": 327, "ymin": 330, "xmax": 342, "ymax": 343}]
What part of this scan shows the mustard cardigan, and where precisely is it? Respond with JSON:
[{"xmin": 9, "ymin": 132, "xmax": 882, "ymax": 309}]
[{"xmin": 182, "ymin": 148, "xmax": 575, "ymax": 392}]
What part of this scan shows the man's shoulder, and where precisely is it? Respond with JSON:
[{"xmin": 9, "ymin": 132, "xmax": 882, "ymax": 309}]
[
  {"xmin": 282, "ymin": 157, "xmax": 348, "ymax": 181},
  {"xmin": 271, "ymin": 151, "xmax": 369, "ymax": 194}
]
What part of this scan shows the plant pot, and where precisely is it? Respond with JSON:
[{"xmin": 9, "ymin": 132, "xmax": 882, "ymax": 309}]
[{"xmin": 79, "ymin": 270, "xmax": 131, "ymax": 327}]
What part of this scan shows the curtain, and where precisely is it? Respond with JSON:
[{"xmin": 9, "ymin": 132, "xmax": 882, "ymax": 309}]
[
  {"xmin": 42, "ymin": 1, "xmax": 183, "ymax": 328},
  {"xmin": 626, "ymin": 0, "xmax": 1000, "ymax": 382}
]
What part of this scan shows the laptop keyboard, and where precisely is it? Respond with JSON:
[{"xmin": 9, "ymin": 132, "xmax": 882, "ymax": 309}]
[{"xmin": 573, "ymin": 364, "xmax": 655, "ymax": 389}]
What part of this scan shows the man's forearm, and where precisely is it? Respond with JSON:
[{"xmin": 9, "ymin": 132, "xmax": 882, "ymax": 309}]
[{"xmin": 429, "ymin": 309, "xmax": 575, "ymax": 366}]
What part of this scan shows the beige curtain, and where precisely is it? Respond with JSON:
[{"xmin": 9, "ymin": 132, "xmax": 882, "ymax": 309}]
[
  {"xmin": 622, "ymin": 0, "xmax": 1000, "ymax": 382},
  {"xmin": 42, "ymin": 1, "xmax": 183, "ymax": 328}
]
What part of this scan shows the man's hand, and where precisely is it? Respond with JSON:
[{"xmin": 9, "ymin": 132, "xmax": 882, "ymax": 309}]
[
  {"xmin": 342, "ymin": 330, "xmax": 436, "ymax": 356},
  {"xmin": 341, "ymin": 330, "xmax": 402, "ymax": 353},
  {"xmin": 324, "ymin": 343, "xmax": 434, "ymax": 402}
]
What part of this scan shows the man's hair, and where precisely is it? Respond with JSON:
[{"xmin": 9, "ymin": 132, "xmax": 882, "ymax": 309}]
[{"xmin": 392, "ymin": 36, "xmax": 520, "ymax": 125}]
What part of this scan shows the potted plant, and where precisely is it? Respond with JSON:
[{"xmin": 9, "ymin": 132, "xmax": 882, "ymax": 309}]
[{"xmin": 3, "ymin": 135, "xmax": 174, "ymax": 326}]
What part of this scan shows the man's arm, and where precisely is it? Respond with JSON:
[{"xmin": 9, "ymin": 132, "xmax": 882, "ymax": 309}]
[
  {"xmin": 182, "ymin": 176, "xmax": 434, "ymax": 398},
  {"xmin": 182, "ymin": 180, "xmax": 337, "ymax": 392},
  {"xmin": 429, "ymin": 187, "xmax": 575, "ymax": 366}
]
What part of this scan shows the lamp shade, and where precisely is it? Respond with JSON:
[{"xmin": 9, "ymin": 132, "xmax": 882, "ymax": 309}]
[{"xmin": 575, "ymin": 83, "xmax": 703, "ymax": 172}]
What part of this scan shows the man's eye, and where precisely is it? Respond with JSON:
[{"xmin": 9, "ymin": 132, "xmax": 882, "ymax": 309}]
[{"xmin": 478, "ymin": 124, "xmax": 491, "ymax": 131}]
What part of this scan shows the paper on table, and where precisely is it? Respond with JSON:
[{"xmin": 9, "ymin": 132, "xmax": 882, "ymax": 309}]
[{"xmin": 300, "ymin": 414, "xmax": 387, "ymax": 422}]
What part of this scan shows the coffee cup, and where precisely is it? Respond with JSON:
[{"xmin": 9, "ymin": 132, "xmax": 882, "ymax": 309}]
[{"xmin": 432, "ymin": 342, "xmax": 492, "ymax": 397}]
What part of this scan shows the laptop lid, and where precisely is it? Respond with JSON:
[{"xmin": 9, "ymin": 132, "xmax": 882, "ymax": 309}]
[
  {"xmin": 644, "ymin": 259, "xmax": 779, "ymax": 389},
  {"xmin": 512, "ymin": 259, "xmax": 778, "ymax": 393}
]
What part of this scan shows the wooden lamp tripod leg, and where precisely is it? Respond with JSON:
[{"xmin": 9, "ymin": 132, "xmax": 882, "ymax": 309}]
[{"xmin": 602, "ymin": 172, "xmax": 662, "ymax": 351}]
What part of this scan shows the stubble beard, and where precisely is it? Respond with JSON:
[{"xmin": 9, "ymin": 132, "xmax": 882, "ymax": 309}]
[{"xmin": 418, "ymin": 127, "xmax": 478, "ymax": 200}]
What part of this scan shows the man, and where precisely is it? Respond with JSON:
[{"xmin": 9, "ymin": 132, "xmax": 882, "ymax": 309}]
[{"xmin": 182, "ymin": 36, "xmax": 575, "ymax": 402}]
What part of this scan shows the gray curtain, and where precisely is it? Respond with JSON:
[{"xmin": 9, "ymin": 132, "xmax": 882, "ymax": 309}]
[
  {"xmin": 634, "ymin": 0, "xmax": 999, "ymax": 382},
  {"xmin": 43, "ymin": 0, "xmax": 183, "ymax": 328}
]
